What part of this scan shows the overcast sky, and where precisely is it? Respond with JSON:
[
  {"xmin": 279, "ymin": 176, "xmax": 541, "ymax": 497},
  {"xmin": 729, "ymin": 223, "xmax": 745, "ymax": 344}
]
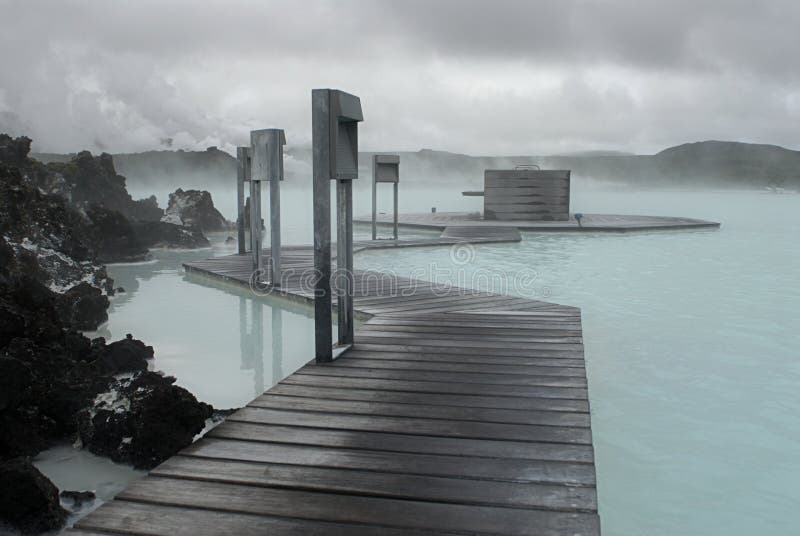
[{"xmin": 1, "ymin": 0, "xmax": 799, "ymax": 155}]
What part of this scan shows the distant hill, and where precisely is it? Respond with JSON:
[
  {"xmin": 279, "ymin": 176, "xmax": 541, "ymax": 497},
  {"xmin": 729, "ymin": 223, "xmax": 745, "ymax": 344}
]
[
  {"xmin": 35, "ymin": 140, "xmax": 800, "ymax": 190},
  {"xmin": 281, "ymin": 142, "xmax": 800, "ymax": 189},
  {"xmin": 651, "ymin": 141, "xmax": 800, "ymax": 187},
  {"xmin": 34, "ymin": 146, "xmax": 237, "ymax": 191}
]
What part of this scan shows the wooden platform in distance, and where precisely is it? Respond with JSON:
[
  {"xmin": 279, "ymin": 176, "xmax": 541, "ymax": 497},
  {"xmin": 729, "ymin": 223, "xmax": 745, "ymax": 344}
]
[
  {"xmin": 68, "ymin": 243, "xmax": 600, "ymax": 536},
  {"xmin": 359, "ymin": 211, "xmax": 720, "ymax": 232},
  {"xmin": 354, "ymin": 227, "xmax": 522, "ymax": 250}
]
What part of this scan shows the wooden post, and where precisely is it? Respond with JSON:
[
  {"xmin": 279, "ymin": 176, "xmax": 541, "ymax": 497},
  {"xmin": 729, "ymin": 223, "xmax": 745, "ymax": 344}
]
[
  {"xmin": 312, "ymin": 89, "xmax": 333, "ymax": 362},
  {"xmin": 270, "ymin": 167, "xmax": 281, "ymax": 285},
  {"xmin": 252, "ymin": 299, "xmax": 264, "ymax": 396},
  {"xmin": 251, "ymin": 129, "xmax": 285, "ymax": 286},
  {"xmin": 371, "ymin": 164, "xmax": 378, "ymax": 241},
  {"xmin": 271, "ymin": 307, "xmax": 283, "ymax": 385},
  {"xmin": 372, "ymin": 154, "xmax": 400, "ymax": 240},
  {"xmin": 236, "ymin": 147, "xmax": 250, "ymax": 254},
  {"xmin": 312, "ymin": 89, "xmax": 362, "ymax": 362},
  {"xmin": 393, "ymin": 181, "xmax": 399, "ymax": 240},
  {"xmin": 249, "ymin": 177, "xmax": 262, "ymax": 274},
  {"xmin": 337, "ymin": 179, "xmax": 354, "ymax": 346}
]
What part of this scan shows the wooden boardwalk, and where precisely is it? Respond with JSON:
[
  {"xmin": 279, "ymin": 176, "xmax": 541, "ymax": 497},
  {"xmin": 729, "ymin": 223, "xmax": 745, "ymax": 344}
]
[
  {"xmin": 68, "ymin": 240, "xmax": 600, "ymax": 536},
  {"xmin": 359, "ymin": 210, "xmax": 720, "ymax": 232}
]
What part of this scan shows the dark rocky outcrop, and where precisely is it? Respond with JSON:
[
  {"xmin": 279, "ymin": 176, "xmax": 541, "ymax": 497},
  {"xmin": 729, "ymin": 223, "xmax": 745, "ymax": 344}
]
[
  {"xmin": 0, "ymin": 135, "xmax": 32, "ymax": 168},
  {"xmin": 0, "ymin": 357, "xmax": 31, "ymax": 412},
  {"xmin": 84, "ymin": 204, "xmax": 149, "ymax": 263},
  {"xmin": 0, "ymin": 133, "xmax": 217, "ymax": 527},
  {"xmin": 92, "ymin": 334, "xmax": 153, "ymax": 375},
  {"xmin": 131, "ymin": 220, "xmax": 210, "ymax": 249},
  {"xmin": 44, "ymin": 149, "xmax": 164, "ymax": 222},
  {"xmin": 0, "ymin": 136, "xmax": 144, "ymax": 270},
  {"xmin": 1, "ymin": 133, "xmax": 214, "ymax": 262},
  {"xmin": 33, "ymin": 146, "xmax": 238, "ymax": 190},
  {"xmin": 0, "ymin": 247, "xmax": 159, "ymax": 458},
  {"xmin": 0, "ymin": 165, "xmax": 208, "ymax": 461},
  {"xmin": 162, "ymin": 188, "xmax": 231, "ymax": 232},
  {"xmin": 0, "ymin": 458, "xmax": 68, "ymax": 534},
  {"xmin": 57, "ymin": 282, "xmax": 110, "ymax": 330},
  {"xmin": 78, "ymin": 371, "xmax": 213, "ymax": 469},
  {"xmin": 0, "ymin": 303, "xmax": 26, "ymax": 348}
]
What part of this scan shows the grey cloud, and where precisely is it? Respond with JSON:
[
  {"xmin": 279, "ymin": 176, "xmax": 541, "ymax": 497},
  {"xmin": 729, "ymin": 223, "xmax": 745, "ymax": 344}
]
[{"xmin": 1, "ymin": 0, "xmax": 799, "ymax": 155}]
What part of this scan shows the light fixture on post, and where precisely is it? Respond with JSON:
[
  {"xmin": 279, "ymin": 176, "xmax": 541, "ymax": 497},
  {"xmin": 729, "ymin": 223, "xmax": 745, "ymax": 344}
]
[
  {"xmin": 250, "ymin": 129, "xmax": 286, "ymax": 286},
  {"xmin": 235, "ymin": 146, "xmax": 251, "ymax": 255},
  {"xmin": 311, "ymin": 89, "xmax": 363, "ymax": 362},
  {"xmin": 371, "ymin": 154, "xmax": 400, "ymax": 240}
]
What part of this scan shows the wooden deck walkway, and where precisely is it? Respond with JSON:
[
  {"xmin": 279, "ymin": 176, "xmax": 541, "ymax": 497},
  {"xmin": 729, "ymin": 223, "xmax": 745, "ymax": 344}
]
[
  {"xmin": 359, "ymin": 210, "xmax": 720, "ymax": 232},
  {"xmin": 68, "ymin": 240, "xmax": 600, "ymax": 536}
]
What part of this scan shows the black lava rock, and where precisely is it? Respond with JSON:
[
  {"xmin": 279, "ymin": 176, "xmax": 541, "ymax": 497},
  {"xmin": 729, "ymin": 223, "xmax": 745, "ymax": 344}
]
[
  {"xmin": 0, "ymin": 135, "xmax": 32, "ymax": 167},
  {"xmin": 0, "ymin": 457, "xmax": 67, "ymax": 534},
  {"xmin": 0, "ymin": 302, "xmax": 26, "ymax": 348},
  {"xmin": 162, "ymin": 188, "xmax": 231, "ymax": 232},
  {"xmin": 45, "ymin": 149, "xmax": 164, "ymax": 222},
  {"xmin": 130, "ymin": 220, "xmax": 210, "ymax": 249},
  {"xmin": 85, "ymin": 204, "xmax": 149, "ymax": 263},
  {"xmin": 94, "ymin": 334, "xmax": 153, "ymax": 375},
  {"xmin": 0, "ymin": 357, "xmax": 32, "ymax": 412},
  {"xmin": 77, "ymin": 371, "xmax": 213, "ymax": 469},
  {"xmin": 58, "ymin": 282, "xmax": 110, "ymax": 330}
]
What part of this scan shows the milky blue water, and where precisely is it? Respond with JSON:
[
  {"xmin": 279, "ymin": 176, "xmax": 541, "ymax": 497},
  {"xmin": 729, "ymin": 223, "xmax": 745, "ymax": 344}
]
[
  {"xmin": 360, "ymin": 190, "xmax": 800, "ymax": 536},
  {"xmin": 35, "ymin": 187, "xmax": 800, "ymax": 536}
]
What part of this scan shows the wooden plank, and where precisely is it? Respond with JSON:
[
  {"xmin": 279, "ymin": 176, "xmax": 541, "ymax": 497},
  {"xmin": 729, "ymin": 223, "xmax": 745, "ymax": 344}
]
[
  {"xmin": 265, "ymin": 383, "xmax": 590, "ymax": 412},
  {"xmin": 357, "ymin": 293, "xmax": 520, "ymax": 314},
  {"xmin": 485, "ymin": 177, "xmax": 569, "ymax": 186},
  {"xmin": 117, "ymin": 477, "xmax": 600, "ymax": 536},
  {"xmin": 282, "ymin": 371, "xmax": 588, "ymax": 399},
  {"xmin": 340, "ymin": 349, "xmax": 586, "ymax": 368},
  {"xmin": 353, "ymin": 288, "xmax": 497, "ymax": 305},
  {"xmin": 371, "ymin": 316, "xmax": 583, "ymax": 328},
  {"xmin": 353, "ymin": 327, "xmax": 583, "ymax": 344},
  {"xmin": 324, "ymin": 358, "xmax": 581, "ymax": 378},
  {"xmin": 152, "ymin": 455, "xmax": 597, "ymax": 510},
  {"xmin": 178, "ymin": 439, "xmax": 596, "ymax": 485},
  {"xmin": 361, "ymin": 295, "xmax": 538, "ymax": 314},
  {"xmin": 485, "ymin": 198, "xmax": 569, "ymax": 207},
  {"xmin": 208, "ymin": 421, "xmax": 595, "ymax": 463},
  {"xmin": 74, "ymin": 500, "xmax": 438, "ymax": 536},
  {"xmin": 332, "ymin": 356, "xmax": 586, "ymax": 375},
  {"xmin": 296, "ymin": 364, "xmax": 586, "ymax": 388},
  {"xmin": 351, "ymin": 335, "xmax": 585, "ymax": 353},
  {"xmin": 362, "ymin": 317, "xmax": 583, "ymax": 332},
  {"xmin": 485, "ymin": 187, "xmax": 569, "ymax": 195},
  {"xmin": 250, "ymin": 393, "xmax": 590, "ymax": 426},
  {"xmin": 340, "ymin": 342, "xmax": 584, "ymax": 358},
  {"xmin": 227, "ymin": 407, "xmax": 591, "ymax": 444}
]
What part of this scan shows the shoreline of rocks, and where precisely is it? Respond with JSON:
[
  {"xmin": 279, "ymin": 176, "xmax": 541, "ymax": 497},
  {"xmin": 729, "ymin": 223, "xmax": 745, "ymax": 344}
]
[{"xmin": 0, "ymin": 133, "xmax": 232, "ymax": 534}]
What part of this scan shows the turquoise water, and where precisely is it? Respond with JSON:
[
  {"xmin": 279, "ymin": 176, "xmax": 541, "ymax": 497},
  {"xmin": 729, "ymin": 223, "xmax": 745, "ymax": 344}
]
[
  {"xmin": 36, "ymin": 187, "xmax": 800, "ymax": 535},
  {"xmin": 359, "ymin": 190, "xmax": 800, "ymax": 536},
  {"xmin": 85, "ymin": 239, "xmax": 325, "ymax": 410}
]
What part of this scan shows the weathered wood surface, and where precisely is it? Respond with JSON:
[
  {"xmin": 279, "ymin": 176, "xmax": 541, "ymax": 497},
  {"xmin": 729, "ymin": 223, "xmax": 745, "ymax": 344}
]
[
  {"xmin": 484, "ymin": 170, "xmax": 571, "ymax": 221},
  {"xmin": 70, "ymin": 241, "xmax": 601, "ymax": 535},
  {"xmin": 361, "ymin": 211, "xmax": 721, "ymax": 232}
]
